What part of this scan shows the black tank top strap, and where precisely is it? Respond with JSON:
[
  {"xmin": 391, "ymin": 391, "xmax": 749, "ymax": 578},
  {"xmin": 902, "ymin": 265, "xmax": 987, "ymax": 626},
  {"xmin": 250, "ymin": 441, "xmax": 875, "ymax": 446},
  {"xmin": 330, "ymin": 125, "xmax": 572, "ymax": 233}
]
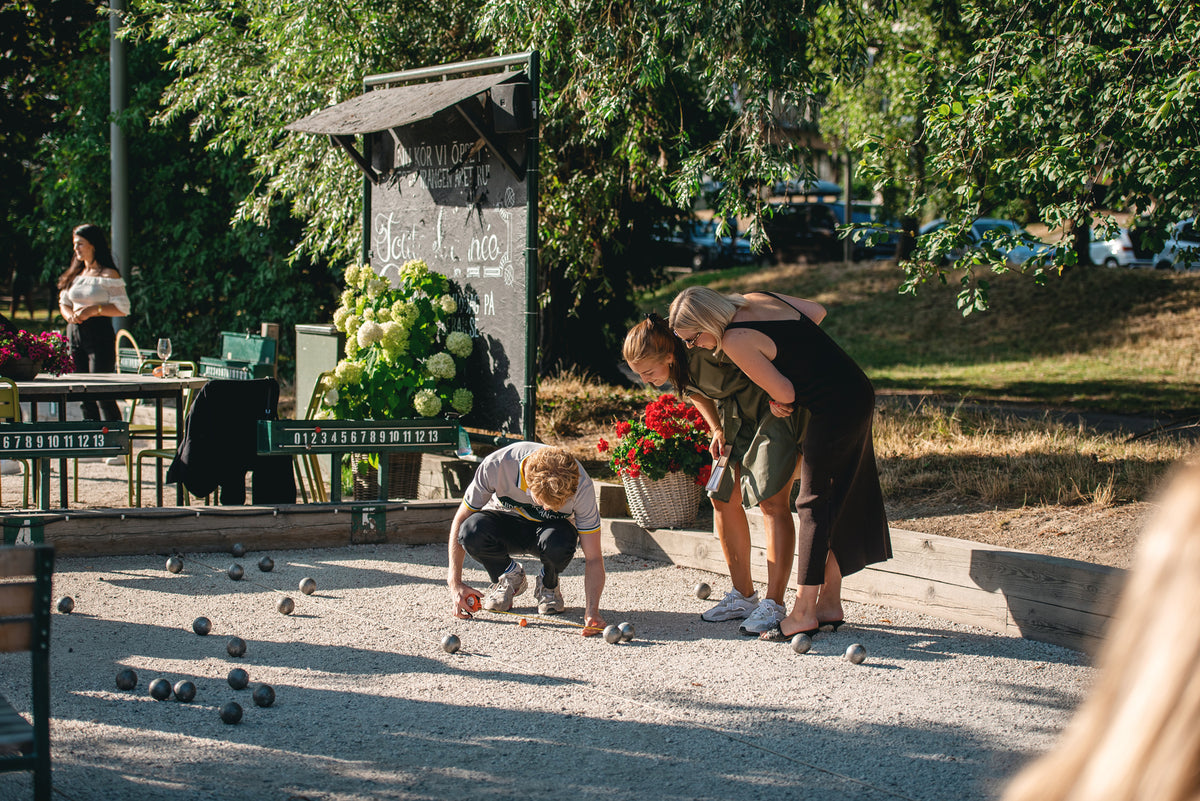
[{"xmin": 750, "ymin": 290, "xmax": 804, "ymax": 317}]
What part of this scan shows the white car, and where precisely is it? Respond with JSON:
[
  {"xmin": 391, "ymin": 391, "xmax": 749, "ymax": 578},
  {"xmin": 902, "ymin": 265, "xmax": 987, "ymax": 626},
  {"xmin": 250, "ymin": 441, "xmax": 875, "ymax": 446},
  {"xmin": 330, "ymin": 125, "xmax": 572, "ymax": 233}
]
[
  {"xmin": 1154, "ymin": 218, "xmax": 1200, "ymax": 270},
  {"xmin": 1089, "ymin": 227, "xmax": 1157, "ymax": 268},
  {"xmin": 918, "ymin": 218, "xmax": 1057, "ymax": 265}
]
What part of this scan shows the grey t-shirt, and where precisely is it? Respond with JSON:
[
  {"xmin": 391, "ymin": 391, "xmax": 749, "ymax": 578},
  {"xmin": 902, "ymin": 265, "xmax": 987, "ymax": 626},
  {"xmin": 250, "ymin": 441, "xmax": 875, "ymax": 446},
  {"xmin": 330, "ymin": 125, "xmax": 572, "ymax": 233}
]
[{"xmin": 462, "ymin": 442, "xmax": 602, "ymax": 535}]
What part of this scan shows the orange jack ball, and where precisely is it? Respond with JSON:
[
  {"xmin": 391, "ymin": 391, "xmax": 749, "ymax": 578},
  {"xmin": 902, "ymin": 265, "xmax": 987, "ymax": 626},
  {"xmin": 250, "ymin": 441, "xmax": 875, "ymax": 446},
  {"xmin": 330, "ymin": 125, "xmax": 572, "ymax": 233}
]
[{"xmin": 519, "ymin": 618, "xmax": 528, "ymax": 627}]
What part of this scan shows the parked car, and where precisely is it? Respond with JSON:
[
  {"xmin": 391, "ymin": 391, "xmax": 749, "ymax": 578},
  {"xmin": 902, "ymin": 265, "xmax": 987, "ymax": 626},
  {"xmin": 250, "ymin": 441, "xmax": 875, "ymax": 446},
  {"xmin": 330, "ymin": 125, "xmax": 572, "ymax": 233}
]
[
  {"xmin": 918, "ymin": 217, "xmax": 1056, "ymax": 265},
  {"xmin": 1154, "ymin": 218, "xmax": 1200, "ymax": 270},
  {"xmin": 760, "ymin": 202, "xmax": 842, "ymax": 263},
  {"xmin": 1088, "ymin": 226, "xmax": 1157, "ymax": 268},
  {"xmin": 828, "ymin": 202, "xmax": 900, "ymax": 261},
  {"xmin": 649, "ymin": 219, "xmax": 739, "ymax": 271},
  {"xmin": 771, "ymin": 178, "xmax": 843, "ymax": 199}
]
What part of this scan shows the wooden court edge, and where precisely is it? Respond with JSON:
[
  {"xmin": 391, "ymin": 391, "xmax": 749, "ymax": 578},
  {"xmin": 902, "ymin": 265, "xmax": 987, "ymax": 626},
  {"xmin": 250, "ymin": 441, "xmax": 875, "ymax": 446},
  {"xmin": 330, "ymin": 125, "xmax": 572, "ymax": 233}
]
[{"xmin": 3, "ymin": 475, "xmax": 1123, "ymax": 654}]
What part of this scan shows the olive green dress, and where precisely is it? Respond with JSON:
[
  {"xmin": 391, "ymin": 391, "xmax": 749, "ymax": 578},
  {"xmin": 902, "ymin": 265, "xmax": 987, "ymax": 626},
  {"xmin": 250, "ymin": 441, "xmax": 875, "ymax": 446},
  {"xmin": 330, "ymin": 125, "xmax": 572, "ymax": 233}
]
[{"xmin": 685, "ymin": 348, "xmax": 808, "ymax": 507}]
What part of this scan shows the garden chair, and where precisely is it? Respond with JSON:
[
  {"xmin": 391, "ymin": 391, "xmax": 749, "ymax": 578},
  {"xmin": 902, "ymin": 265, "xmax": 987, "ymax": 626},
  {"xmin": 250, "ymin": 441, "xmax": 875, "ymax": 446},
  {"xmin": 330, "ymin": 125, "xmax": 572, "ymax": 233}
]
[
  {"xmin": 0, "ymin": 378, "xmax": 31, "ymax": 509},
  {"xmin": 0, "ymin": 543, "xmax": 55, "ymax": 800},
  {"xmin": 131, "ymin": 360, "xmax": 201, "ymax": 507},
  {"xmin": 293, "ymin": 371, "xmax": 332, "ymax": 503}
]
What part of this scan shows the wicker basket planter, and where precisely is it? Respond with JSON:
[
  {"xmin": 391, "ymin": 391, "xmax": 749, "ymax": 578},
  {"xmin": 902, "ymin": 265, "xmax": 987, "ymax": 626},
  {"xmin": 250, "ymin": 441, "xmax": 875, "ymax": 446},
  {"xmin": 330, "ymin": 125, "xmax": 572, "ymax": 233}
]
[
  {"xmin": 621, "ymin": 470, "xmax": 704, "ymax": 529},
  {"xmin": 350, "ymin": 452, "xmax": 424, "ymax": 500}
]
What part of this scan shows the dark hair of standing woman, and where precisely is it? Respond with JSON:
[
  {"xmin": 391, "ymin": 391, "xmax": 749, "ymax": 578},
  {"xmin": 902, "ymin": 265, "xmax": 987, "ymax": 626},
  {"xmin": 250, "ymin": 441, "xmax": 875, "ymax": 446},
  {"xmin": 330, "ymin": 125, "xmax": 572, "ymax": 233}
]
[{"xmin": 57, "ymin": 224, "xmax": 117, "ymax": 291}]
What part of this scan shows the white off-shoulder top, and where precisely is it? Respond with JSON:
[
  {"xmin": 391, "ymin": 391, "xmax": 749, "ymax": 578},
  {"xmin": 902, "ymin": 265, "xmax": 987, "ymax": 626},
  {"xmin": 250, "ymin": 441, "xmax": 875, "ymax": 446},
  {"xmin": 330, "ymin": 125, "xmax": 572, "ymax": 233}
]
[{"xmin": 59, "ymin": 275, "xmax": 131, "ymax": 316}]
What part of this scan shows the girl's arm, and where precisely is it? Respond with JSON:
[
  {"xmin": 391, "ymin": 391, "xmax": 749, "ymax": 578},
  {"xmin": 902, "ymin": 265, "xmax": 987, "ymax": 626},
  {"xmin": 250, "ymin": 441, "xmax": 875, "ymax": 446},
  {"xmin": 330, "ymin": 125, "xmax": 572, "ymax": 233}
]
[{"xmin": 721, "ymin": 328, "xmax": 796, "ymax": 416}]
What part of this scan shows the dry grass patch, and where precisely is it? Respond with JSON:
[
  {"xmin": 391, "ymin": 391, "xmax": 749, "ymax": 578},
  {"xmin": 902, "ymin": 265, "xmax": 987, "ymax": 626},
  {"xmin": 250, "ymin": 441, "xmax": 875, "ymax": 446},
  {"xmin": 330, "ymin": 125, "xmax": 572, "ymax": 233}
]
[{"xmin": 875, "ymin": 398, "xmax": 1189, "ymax": 509}]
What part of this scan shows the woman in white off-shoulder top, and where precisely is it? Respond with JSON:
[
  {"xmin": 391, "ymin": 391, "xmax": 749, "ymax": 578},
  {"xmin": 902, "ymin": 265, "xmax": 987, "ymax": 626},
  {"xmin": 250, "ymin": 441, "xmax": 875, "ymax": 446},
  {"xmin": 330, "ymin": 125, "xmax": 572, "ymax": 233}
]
[{"xmin": 57, "ymin": 224, "xmax": 131, "ymax": 420}]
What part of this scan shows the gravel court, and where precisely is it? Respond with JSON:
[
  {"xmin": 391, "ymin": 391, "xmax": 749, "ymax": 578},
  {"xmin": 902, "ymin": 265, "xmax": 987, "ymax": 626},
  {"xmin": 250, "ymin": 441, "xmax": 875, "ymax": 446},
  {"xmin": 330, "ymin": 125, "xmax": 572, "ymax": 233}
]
[{"xmin": 0, "ymin": 542, "xmax": 1093, "ymax": 800}]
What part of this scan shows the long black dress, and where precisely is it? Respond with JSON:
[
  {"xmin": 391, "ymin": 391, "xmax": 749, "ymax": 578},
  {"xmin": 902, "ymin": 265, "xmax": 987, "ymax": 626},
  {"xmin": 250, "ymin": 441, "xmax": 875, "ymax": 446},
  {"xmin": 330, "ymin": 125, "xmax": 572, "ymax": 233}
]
[{"xmin": 725, "ymin": 293, "xmax": 891, "ymax": 585}]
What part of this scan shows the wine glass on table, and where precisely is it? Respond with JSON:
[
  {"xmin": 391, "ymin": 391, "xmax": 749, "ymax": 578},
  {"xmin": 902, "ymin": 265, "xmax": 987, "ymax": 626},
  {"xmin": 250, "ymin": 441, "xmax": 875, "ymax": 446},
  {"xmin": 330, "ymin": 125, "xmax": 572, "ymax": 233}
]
[{"xmin": 156, "ymin": 338, "xmax": 172, "ymax": 378}]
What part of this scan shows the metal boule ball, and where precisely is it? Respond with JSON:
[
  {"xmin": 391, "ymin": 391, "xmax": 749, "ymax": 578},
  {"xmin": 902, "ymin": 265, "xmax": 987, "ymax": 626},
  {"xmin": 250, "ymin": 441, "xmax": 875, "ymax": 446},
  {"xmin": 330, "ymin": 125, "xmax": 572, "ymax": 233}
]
[
  {"xmin": 218, "ymin": 701, "xmax": 243, "ymax": 724},
  {"xmin": 172, "ymin": 680, "xmax": 196, "ymax": 703},
  {"xmin": 57, "ymin": 596, "xmax": 75, "ymax": 614},
  {"xmin": 299, "ymin": 577, "xmax": 317, "ymax": 596},
  {"xmin": 148, "ymin": 677, "xmax": 172, "ymax": 701},
  {"xmin": 115, "ymin": 668, "xmax": 138, "ymax": 691},
  {"xmin": 277, "ymin": 597, "xmax": 295, "ymax": 615},
  {"xmin": 791, "ymin": 633, "xmax": 813, "ymax": 655},
  {"xmin": 441, "ymin": 634, "xmax": 460, "ymax": 654},
  {"xmin": 694, "ymin": 582, "xmax": 711, "ymax": 600},
  {"xmin": 617, "ymin": 622, "xmax": 635, "ymax": 642},
  {"xmin": 227, "ymin": 563, "xmax": 244, "ymax": 581},
  {"xmin": 231, "ymin": 542, "xmax": 246, "ymax": 558},
  {"xmin": 192, "ymin": 616, "xmax": 212, "ymax": 636},
  {"xmin": 227, "ymin": 668, "xmax": 250, "ymax": 690},
  {"xmin": 252, "ymin": 684, "xmax": 275, "ymax": 708},
  {"xmin": 844, "ymin": 643, "xmax": 867, "ymax": 665},
  {"xmin": 257, "ymin": 556, "xmax": 274, "ymax": 572},
  {"xmin": 603, "ymin": 625, "xmax": 622, "ymax": 644},
  {"xmin": 226, "ymin": 636, "xmax": 247, "ymax": 658},
  {"xmin": 166, "ymin": 555, "xmax": 183, "ymax": 574}
]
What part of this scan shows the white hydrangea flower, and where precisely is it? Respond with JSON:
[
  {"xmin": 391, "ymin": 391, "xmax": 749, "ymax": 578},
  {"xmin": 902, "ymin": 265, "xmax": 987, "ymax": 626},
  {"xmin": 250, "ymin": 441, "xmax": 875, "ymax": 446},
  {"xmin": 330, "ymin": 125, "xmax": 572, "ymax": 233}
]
[
  {"xmin": 425, "ymin": 351, "xmax": 455, "ymax": 380},
  {"xmin": 446, "ymin": 331, "xmax": 472, "ymax": 358},
  {"xmin": 332, "ymin": 306, "xmax": 350, "ymax": 332},
  {"xmin": 439, "ymin": 295, "xmax": 457, "ymax": 314},
  {"xmin": 357, "ymin": 320, "xmax": 384, "ymax": 348},
  {"xmin": 413, "ymin": 388, "xmax": 441, "ymax": 417},
  {"xmin": 345, "ymin": 264, "xmax": 360, "ymax": 286},
  {"xmin": 323, "ymin": 388, "xmax": 339, "ymax": 405},
  {"xmin": 362, "ymin": 307, "xmax": 376, "ymax": 321},
  {"xmin": 335, "ymin": 360, "xmax": 364, "ymax": 385},
  {"xmin": 340, "ymin": 288, "xmax": 356, "ymax": 307},
  {"xmin": 451, "ymin": 388, "xmax": 474, "ymax": 415}
]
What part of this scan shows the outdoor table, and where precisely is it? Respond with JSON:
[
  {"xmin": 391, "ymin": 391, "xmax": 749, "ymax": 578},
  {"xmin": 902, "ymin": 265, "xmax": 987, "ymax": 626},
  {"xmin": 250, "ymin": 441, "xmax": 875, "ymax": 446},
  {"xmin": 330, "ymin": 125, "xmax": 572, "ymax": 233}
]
[{"xmin": 14, "ymin": 372, "xmax": 209, "ymax": 507}]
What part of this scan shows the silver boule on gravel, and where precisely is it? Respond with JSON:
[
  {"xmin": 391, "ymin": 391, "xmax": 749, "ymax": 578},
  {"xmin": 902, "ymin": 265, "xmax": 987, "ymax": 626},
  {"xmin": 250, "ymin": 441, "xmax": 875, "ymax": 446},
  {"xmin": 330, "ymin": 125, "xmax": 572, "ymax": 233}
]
[
  {"xmin": 226, "ymin": 636, "xmax": 247, "ymax": 658},
  {"xmin": 252, "ymin": 684, "xmax": 275, "ymax": 708},
  {"xmin": 172, "ymin": 680, "xmax": 196, "ymax": 703},
  {"xmin": 227, "ymin": 667, "xmax": 250, "ymax": 690},
  {"xmin": 56, "ymin": 596, "xmax": 74, "ymax": 614},
  {"xmin": 165, "ymin": 555, "xmax": 183, "ymax": 574},
  {"xmin": 218, "ymin": 701, "xmax": 243, "ymax": 724},
  {"xmin": 192, "ymin": 616, "xmax": 212, "ymax": 636},
  {"xmin": 115, "ymin": 668, "xmax": 138, "ymax": 691},
  {"xmin": 844, "ymin": 643, "xmax": 867, "ymax": 664},
  {"xmin": 148, "ymin": 677, "xmax": 172, "ymax": 701},
  {"xmin": 617, "ymin": 622, "xmax": 635, "ymax": 642},
  {"xmin": 441, "ymin": 634, "xmax": 461, "ymax": 654},
  {"xmin": 791, "ymin": 633, "xmax": 813, "ymax": 654},
  {"xmin": 603, "ymin": 624, "xmax": 623, "ymax": 644},
  {"xmin": 231, "ymin": 542, "xmax": 246, "ymax": 558},
  {"xmin": 277, "ymin": 596, "xmax": 295, "ymax": 615},
  {"xmin": 257, "ymin": 556, "xmax": 274, "ymax": 572},
  {"xmin": 227, "ymin": 563, "xmax": 244, "ymax": 581},
  {"xmin": 694, "ymin": 582, "xmax": 711, "ymax": 600},
  {"xmin": 299, "ymin": 577, "xmax": 317, "ymax": 595}
]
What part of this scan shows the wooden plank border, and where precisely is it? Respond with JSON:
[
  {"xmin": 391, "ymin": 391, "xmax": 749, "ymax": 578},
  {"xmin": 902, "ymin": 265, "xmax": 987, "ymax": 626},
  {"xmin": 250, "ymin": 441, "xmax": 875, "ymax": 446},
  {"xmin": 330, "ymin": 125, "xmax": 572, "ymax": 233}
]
[{"xmin": 596, "ymin": 481, "xmax": 1125, "ymax": 654}]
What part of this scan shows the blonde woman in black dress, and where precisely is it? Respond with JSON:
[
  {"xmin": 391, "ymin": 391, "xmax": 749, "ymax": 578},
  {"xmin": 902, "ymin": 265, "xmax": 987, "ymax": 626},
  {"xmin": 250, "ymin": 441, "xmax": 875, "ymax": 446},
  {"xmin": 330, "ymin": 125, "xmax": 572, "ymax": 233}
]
[{"xmin": 669, "ymin": 287, "xmax": 891, "ymax": 640}]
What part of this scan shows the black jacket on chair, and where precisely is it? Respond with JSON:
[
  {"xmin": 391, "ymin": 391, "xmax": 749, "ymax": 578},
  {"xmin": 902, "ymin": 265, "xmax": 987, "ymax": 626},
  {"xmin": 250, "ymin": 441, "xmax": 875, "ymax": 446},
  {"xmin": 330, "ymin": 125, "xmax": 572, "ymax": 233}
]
[{"xmin": 166, "ymin": 378, "xmax": 296, "ymax": 505}]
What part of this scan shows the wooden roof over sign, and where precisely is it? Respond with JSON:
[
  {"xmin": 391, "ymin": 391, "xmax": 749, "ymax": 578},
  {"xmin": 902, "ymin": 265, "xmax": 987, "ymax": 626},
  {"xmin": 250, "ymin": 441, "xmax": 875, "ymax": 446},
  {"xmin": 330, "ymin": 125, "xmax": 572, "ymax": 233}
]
[{"xmin": 286, "ymin": 71, "xmax": 523, "ymax": 136}]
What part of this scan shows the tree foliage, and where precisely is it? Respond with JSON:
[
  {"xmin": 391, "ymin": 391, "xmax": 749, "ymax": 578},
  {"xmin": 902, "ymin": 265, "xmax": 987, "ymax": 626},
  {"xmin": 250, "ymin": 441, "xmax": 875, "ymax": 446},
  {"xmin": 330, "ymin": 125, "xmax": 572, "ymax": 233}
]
[
  {"xmin": 130, "ymin": 0, "xmax": 876, "ymax": 378},
  {"xmin": 855, "ymin": 0, "xmax": 1200, "ymax": 312},
  {"xmin": 23, "ymin": 14, "xmax": 337, "ymax": 366}
]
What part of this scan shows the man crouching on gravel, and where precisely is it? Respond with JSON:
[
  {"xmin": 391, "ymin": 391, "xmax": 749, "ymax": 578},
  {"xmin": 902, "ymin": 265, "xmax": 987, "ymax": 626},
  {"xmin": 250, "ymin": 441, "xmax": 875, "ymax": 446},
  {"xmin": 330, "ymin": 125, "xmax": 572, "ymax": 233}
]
[{"xmin": 447, "ymin": 442, "xmax": 607, "ymax": 635}]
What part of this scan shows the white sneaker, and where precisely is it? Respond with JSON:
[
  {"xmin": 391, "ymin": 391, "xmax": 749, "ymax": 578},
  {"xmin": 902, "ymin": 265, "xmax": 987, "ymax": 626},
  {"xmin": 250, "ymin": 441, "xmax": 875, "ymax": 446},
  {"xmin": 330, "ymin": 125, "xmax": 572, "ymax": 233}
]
[
  {"xmin": 739, "ymin": 598, "xmax": 787, "ymax": 636},
  {"xmin": 105, "ymin": 456, "xmax": 127, "ymax": 466},
  {"xmin": 482, "ymin": 562, "xmax": 527, "ymax": 612},
  {"xmin": 700, "ymin": 588, "xmax": 759, "ymax": 622},
  {"xmin": 534, "ymin": 574, "xmax": 565, "ymax": 615}
]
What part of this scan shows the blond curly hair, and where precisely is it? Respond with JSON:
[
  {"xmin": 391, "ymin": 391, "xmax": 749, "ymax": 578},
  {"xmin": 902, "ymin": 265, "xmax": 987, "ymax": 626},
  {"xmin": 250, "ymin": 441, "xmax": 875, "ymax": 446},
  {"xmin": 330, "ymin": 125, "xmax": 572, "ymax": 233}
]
[{"xmin": 524, "ymin": 446, "xmax": 580, "ymax": 509}]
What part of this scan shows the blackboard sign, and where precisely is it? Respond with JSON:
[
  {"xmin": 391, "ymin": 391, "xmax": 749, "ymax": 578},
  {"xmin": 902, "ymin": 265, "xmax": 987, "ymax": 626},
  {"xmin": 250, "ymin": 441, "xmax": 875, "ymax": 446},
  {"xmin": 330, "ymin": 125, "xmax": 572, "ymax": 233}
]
[{"xmin": 367, "ymin": 92, "xmax": 531, "ymax": 439}]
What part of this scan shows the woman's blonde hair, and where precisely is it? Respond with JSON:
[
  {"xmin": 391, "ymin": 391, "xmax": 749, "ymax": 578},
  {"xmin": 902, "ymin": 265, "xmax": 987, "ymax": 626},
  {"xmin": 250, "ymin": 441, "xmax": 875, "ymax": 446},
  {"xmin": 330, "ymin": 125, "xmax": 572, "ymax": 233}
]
[
  {"xmin": 668, "ymin": 286, "xmax": 744, "ymax": 356},
  {"xmin": 524, "ymin": 446, "xmax": 580, "ymax": 509},
  {"xmin": 1002, "ymin": 457, "xmax": 1200, "ymax": 801}
]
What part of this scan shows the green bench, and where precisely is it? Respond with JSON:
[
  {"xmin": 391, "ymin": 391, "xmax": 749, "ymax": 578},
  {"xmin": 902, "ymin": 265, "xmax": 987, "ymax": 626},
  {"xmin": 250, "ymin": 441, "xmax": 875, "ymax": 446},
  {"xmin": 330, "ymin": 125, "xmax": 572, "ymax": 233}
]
[
  {"xmin": 198, "ymin": 331, "xmax": 277, "ymax": 381},
  {"xmin": 0, "ymin": 544, "xmax": 54, "ymax": 800}
]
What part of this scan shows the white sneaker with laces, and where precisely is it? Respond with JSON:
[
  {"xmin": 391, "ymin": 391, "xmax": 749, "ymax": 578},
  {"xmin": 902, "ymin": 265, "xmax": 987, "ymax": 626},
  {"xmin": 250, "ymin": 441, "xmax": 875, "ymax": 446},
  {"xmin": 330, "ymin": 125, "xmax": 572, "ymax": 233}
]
[
  {"xmin": 482, "ymin": 562, "xmax": 527, "ymax": 612},
  {"xmin": 739, "ymin": 598, "xmax": 787, "ymax": 635},
  {"xmin": 534, "ymin": 574, "xmax": 565, "ymax": 614},
  {"xmin": 700, "ymin": 588, "xmax": 760, "ymax": 622}
]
